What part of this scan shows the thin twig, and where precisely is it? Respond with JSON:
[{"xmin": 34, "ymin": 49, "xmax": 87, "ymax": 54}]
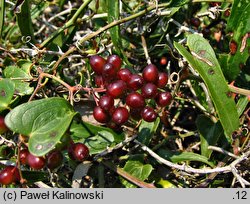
[{"xmin": 208, "ymin": 145, "xmax": 239, "ymax": 159}]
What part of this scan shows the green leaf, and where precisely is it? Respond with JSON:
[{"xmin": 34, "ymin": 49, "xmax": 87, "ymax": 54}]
[
  {"xmin": 0, "ymin": 79, "xmax": 15, "ymax": 111},
  {"xmin": 157, "ymin": 149, "xmax": 215, "ymax": 167},
  {"xmin": 224, "ymin": 0, "xmax": 250, "ymax": 80},
  {"xmin": 121, "ymin": 160, "xmax": 153, "ymax": 188},
  {"xmin": 0, "ymin": 0, "xmax": 5, "ymax": 39},
  {"xmin": 138, "ymin": 117, "xmax": 160, "ymax": 145},
  {"xmin": 174, "ymin": 34, "xmax": 239, "ymax": 141},
  {"xmin": 3, "ymin": 65, "xmax": 33, "ymax": 96},
  {"xmin": 16, "ymin": 0, "xmax": 35, "ymax": 42},
  {"xmin": 5, "ymin": 97, "xmax": 76, "ymax": 156},
  {"xmin": 236, "ymin": 96, "xmax": 249, "ymax": 117},
  {"xmin": 196, "ymin": 115, "xmax": 224, "ymax": 158},
  {"xmin": 84, "ymin": 130, "xmax": 115, "ymax": 155}
]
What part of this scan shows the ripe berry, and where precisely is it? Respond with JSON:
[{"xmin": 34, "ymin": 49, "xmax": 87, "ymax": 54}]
[
  {"xmin": 94, "ymin": 75, "xmax": 105, "ymax": 87},
  {"xmin": 102, "ymin": 63, "xmax": 117, "ymax": 80},
  {"xmin": 107, "ymin": 80, "xmax": 127, "ymax": 98},
  {"xmin": 99, "ymin": 95, "xmax": 114, "ymax": 111},
  {"xmin": 93, "ymin": 106, "xmax": 110, "ymax": 123},
  {"xmin": 27, "ymin": 154, "xmax": 46, "ymax": 170},
  {"xmin": 142, "ymin": 64, "xmax": 159, "ymax": 83},
  {"xmin": 130, "ymin": 108, "xmax": 143, "ymax": 120},
  {"xmin": 126, "ymin": 92, "xmax": 145, "ymax": 109},
  {"xmin": 46, "ymin": 151, "xmax": 63, "ymax": 170},
  {"xmin": 155, "ymin": 92, "xmax": 172, "ymax": 107},
  {"xmin": 141, "ymin": 83, "xmax": 158, "ymax": 99},
  {"xmin": 117, "ymin": 68, "xmax": 132, "ymax": 82},
  {"xmin": 0, "ymin": 166, "xmax": 20, "ymax": 185},
  {"xmin": 89, "ymin": 55, "xmax": 106, "ymax": 75},
  {"xmin": 141, "ymin": 107, "xmax": 157, "ymax": 122},
  {"xmin": 68, "ymin": 143, "xmax": 89, "ymax": 162},
  {"xmin": 156, "ymin": 72, "xmax": 168, "ymax": 88},
  {"xmin": 127, "ymin": 74, "xmax": 144, "ymax": 90},
  {"xmin": 19, "ymin": 149, "xmax": 29, "ymax": 165},
  {"xmin": 107, "ymin": 55, "xmax": 122, "ymax": 71},
  {"xmin": 112, "ymin": 107, "xmax": 129, "ymax": 125},
  {"xmin": 190, "ymin": 18, "xmax": 201, "ymax": 27},
  {"xmin": 0, "ymin": 116, "xmax": 8, "ymax": 134}
]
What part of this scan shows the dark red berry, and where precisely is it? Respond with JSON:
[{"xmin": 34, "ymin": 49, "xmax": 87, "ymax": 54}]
[
  {"xmin": 102, "ymin": 63, "xmax": 117, "ymax": 80},
  {"xmin": 89, "ymin": 55, "xmax": 106, "ymax": 75},
  {"xmin": 107, "ymin": 55, "xmax": 122, "ymax": 71},
  {"xmin": 142, "ymin": 64, "xmax": 159, "ymax": 83},
  {"xmin": 68, "ymin": 143, "xmax": 89, "ymax": 162},
  {"xmin": 141, "ymin": 83, "xmax": 158, "ymax": 99},
  {"xmin": 94, "ymin": 75, "xmax": 104, "ymax": 87},
  {"xmin": 190, "ymin": 18, "xmax": 201, "ymax": 27},
  {"xmin": 229, "ymin": 40, "xmax": 237, "ymax": 55},
  {"xmin": 0, "ymin": 166, "xmax": 20, "ymax": 185},
  {"xmin": 156, "ymin": 72, "xmax": 168, "ymax": 88},
  {"xmin": 117, "ymin": 68, "xmax": 132, "ymax": 82},
  {"xmin": 126, "ymin": 92, "xmax": 145, "ymax": 109},
  {"xmin": 107, "ymin": 121, "xmax": 122, "ymax": 131},
  {"xmin": 155, "ymin": 92, "xmax": 172, "ymax": 107},
  {"xmin": 130, "ymin": 108, "xmax": 143, "ymax": 120},
  {"xmin": 141, "ymin": 107, "xmax": 157, "ymax": 122},
  {"xmin": 0, "ymin": 116, "xmax": 8, "ymax": 134},
  {"xmin": 27, "ymin": 154, "xmax": 46, "ymax": 170},
  {"xmin": 93, "ymin": 106, "xmax": 110, "ymax": 123},
  {"xmin": 99, "ymin": 95, "xmax": 114, "ymax": 111},
  {"xmin": 112, "ymin": 107, "xmax": 129, "ymax": 125},
  {"xmin": 127, "ymin": 74, "xmax": 144, "ymax": 90},
  {"xmin": 19, "ymin": 149, "xmax": 29, "ymax": 165},
  {"xmin": 107, "ymin": 80, "xmax": 127, "ymax": 98},
  {"xmin": 46, "ymin": 151, "xmax": 63, "ymax": 170},
  {"xmin": 160, "ymin": 57, "xmax": 168, "ymax": 65}
]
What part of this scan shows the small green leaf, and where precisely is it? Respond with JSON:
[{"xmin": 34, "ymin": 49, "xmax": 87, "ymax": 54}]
[
  {"xmin": 157, "ymin": 149, "xmax": 215, "ymax": 167},
  {"xmin": 236, "ymin": 96, "xmax": 249, "ymax": 117},
  {"xmin": 84, "ymin": 131, "xmax": 115, "ymax": 155},
  {"xmin": 224, "ymin": 0, "xmax": 250, "ymax": 80},
  {"xmin": 0, "ymin": 79, "xmax": 15, "ymax": 111},
  {"xmin": 196, "ymin": 115, "xmax": 224, "ymax": 158},
  {"xmin": 138, "ymin": 117, "xmax": 160, "ymax": 145},
  {"xmin": 3, "ymin": 65, "xmax": 33, "ymax": 96},
  {"xmin": 121, "ymin": 160, "xmax": 153, "ymax": 188},
  {"xmin": 174, "ymin": 34, "xmax": 239, "ymax": 141},
  {"xmin": 5, "ymin": 97, "xmax": 76, "ymax": 156},
  {"xmin": 0, "ymin": 0, "xmax": 5, "ymax": 39}
]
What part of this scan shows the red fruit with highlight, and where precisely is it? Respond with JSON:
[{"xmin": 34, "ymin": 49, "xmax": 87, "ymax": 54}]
[
  {"xmin": 112, "ymin": 107, "xmax": 129, "ymax": 125},
  {"xmin": 107, "ymin": 80, "xmax": 127, "ymax": 98},
  {"xmin": 93, "ymin": 106, "xmax": 110, "ymax": 123},
  {"xmin": 142, "ymin": 64, "xmax": 159, "ymax": 83},
  {"xmin": 27, "ymin": 154, "xmax": 46, "ymax": 170},
  {"xmin": 68, "ymin": 143, "xmax": 89, "ymax": 162},
  {"xmin": 89, "ymin": 55, "xmax": 106, "ymax": 75}
]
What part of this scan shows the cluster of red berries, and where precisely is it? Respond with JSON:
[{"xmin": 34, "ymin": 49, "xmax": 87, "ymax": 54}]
[
  {"xmin": 0, "ymin": 140, "xmax": 89, "ymax": 185},
  {"xmin": 90, "ymin": 54, "xmax": 172, "ymax": 128}
]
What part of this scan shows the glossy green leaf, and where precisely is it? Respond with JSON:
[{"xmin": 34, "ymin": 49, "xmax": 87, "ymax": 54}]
[
  {"xmin": 121, "ymin": 160, "xmax": 153, "ymax": 188},
  {"xmin": 84, "ymin": 130, "xmax": 115, "ymax": 155},
  {"xmin": 236, "ymin": 96, "xmax": 249, "ymax": 116},
  {"xmin": 3, "ymin": 65, "xmax": 33, "ymax": 96},
  {"xmin": 157, "ymin": 149, "xmax": 215, "ymax": 167},
  {"xmin": 138, "ymin": 117, "xmax": 160, "ymax": 145},
  {"xmin": 0, "ymin": 79, "xmax": 15, "ymax": 111},
  {"xmin": 70, "ymin": 120, "xmax": 125, "ymax": 143},
  {"xmin": 5, "ymin": 97, "xmax": 76, "ymax": 156},
  {"xmin": 174, "ymin": 34, "xmax": 239, "ymax": 141},
  {"xmin": 223, "ymin": 0, "xmax": 250, "ymax": 80},
  {"xmin": 196, "ymin": 115, "xmax": 224, "ymax": 158},
  {"xmin": 0, "ymin": 0, "xmax": 5, "ymax": 39},
  {"xmin": 16, "ymin": 0, "xmax": 35, "ymax": 42}
]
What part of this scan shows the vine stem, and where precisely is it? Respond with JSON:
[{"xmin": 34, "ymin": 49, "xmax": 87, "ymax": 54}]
[
  {"xmin": 228, "ymin": 84, "xmax": 250, "ymax": 97},
  {"xmin": 52, "ymin": 2, "xmax": 171, "ymax": 72}
]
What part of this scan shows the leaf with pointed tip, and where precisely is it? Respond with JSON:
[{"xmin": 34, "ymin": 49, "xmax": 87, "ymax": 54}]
[
  {"xmin": 174, "ymin": 34, "xmax": 239, "ymax": 141},
  {"xmin": 5, "ymin": 98, "xmax": 76, "ymax": 156},
  {"xmin": 0, "ymin": 79, "xmax": 15, "ymax": 111}
]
